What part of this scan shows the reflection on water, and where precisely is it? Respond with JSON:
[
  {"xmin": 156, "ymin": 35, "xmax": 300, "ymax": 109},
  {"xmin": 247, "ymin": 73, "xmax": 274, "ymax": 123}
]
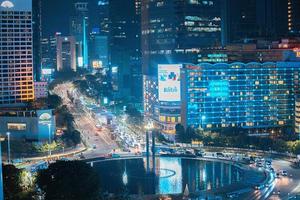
[{"xmin": 93, "ymin": 157, "xmax": 243, "ymax": 195}]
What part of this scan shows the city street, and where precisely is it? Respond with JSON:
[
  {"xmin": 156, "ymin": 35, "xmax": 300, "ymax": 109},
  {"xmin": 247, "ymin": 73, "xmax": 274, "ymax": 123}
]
[{"xmin": 53, "ymin": 82, "xmax": 118, "ymax": 158}]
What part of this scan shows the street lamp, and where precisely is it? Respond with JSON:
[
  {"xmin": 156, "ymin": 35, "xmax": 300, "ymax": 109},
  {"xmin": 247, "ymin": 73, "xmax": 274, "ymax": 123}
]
[
  {"xmin": 47, "ymin": 124, "xmax": 52, "ymax": 157},
  {"xmin": 0, "ymin": 137, "xmax": 5, "ymax": 200},
  {"xmin": 6, "ymin": 132, "xmax": 10, "ymax": 164}
]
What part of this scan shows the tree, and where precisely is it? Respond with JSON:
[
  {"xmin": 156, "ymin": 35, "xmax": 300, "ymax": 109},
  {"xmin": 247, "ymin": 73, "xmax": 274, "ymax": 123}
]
[
  {"xmin": 47, "ymin": 94, "xmax": 62, "ymax": 109},
  {"xmin": 37, "ymin": 161, "xmax": 101, "ymax": 200},
  {"xmin": 55, "ymin": 105, "xmax": 74, "ymax": 129},
  {"xmin": 62, "ymin": 130, "xmax": 81, "ymax": 146},
  {"xmin": 186, "ymin": 127, "xmax": 196, "ymax": 143},
  {"xmin": 3, "ymin": 165, "xmax": 22, "ymax": 200},
  {"xmin": 175, "ymin": 124, "xmax": 185, "ymax": 143}
]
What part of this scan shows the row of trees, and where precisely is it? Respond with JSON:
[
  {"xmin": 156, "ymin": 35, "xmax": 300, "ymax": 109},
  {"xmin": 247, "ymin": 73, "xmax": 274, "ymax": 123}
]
[{"xmin": 175, "ymin": 123, "xmax": 300, "ymax": 154}]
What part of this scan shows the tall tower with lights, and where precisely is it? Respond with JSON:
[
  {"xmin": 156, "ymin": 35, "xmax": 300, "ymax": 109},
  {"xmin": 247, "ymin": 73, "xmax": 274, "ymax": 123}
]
[{"xmin": 0, "ymin": 0, "xmax": 35, "ymax": 107}]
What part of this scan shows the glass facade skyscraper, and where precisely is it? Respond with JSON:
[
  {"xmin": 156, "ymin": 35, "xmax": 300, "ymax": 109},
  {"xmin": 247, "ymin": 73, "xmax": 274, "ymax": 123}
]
[{"xmin": 181, "ymin": 62, "xmax": 300, "ymax": 134}]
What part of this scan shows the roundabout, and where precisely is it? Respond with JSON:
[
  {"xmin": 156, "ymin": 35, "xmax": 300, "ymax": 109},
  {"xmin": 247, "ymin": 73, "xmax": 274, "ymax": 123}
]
[{"xmin": 89, "ymin": 155, "xmax": 270, "ymax": 199}]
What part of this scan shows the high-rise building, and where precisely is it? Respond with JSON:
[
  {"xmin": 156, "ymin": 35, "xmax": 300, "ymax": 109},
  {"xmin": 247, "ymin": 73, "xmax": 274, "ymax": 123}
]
[
  {"xmin": 0, "ymin": 0, "xmax": 35, "ymax": 107},
  {"xmin": 224, "ymin": 0, "xmax": 288, "ymax": 44},
  {"xmin": 56, "ymin": 36, "xmax": 76, "ymax": 72},
  {"xmin": 94, "ymin": 0, "xmax": 109, "ymax": 36},
  {"xmin": 32, "ymin": 0, "xmax": 41, "ymax": 81},
  {"xmin": 141, "ymin": 0, "xmax": 223, "ymax": 77},
  {"xmin": 109, "ymin": 0, "xmax": 141, "ymax": 100},
  {"xmin": 288, "ymin": 0, "xmax": 300, "ymax": 34},
  {"xmin": 70, "ymin": 2, "xmax": 89, "ymax": 68},
  {"xmin": 41, "ymin": 34, "xmax": 57, "ymax": 69},
  {"xmin": 181, "ymin": 62, "xmax": 300, "ymax": 135},
  {"xmin": 141, "ymin": 0, "xmax": 223, "ymax": 137},
  {"xmin": 89, "ymin": 30, "xmax": 108, "ymax": 69}
]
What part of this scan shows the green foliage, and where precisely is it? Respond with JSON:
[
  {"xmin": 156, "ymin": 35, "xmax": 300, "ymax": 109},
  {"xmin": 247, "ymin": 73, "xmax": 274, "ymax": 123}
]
[
  {"xmin": 2, "ymin": 165, "xmax": 35, "ymax": 200},
  {"xmin": 175, "ymin": 124, "xmax": 185, "ymax": 143},
  {"xmin": 55, "ymin": 105, "xmax": 74, "ymax": 129},
  {"xmin": 62, "ymin": 130, "xmax": 81, "ymax": 146},
  {"xmin": 47, "ymin": 94, "xmax": 62, "ymax": 109},
  {"xmin": 3, "ymin": 165, "xmax": 22, "ymax": 200},
  {"xmin": 37, "ymin": 161, "xmax": 101, "ymax": 200}
]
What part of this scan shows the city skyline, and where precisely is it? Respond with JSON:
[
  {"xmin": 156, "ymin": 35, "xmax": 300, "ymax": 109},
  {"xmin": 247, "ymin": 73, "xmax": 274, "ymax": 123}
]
[{"xmin": 2, "ymin": 0, "xmax": 300, "ymax": 200}]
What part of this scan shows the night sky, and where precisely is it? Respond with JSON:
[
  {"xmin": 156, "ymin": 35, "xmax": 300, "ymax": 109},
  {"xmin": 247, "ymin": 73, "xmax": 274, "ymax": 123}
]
[{"xmin": 42, "ymin": 0, "xmax": 73, "ymax": 37}]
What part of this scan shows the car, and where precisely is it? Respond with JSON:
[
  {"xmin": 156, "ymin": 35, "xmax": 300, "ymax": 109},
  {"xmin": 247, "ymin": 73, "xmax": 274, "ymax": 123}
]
[
  {"xmin": 281, "ymin": 170, "xmax": 288, "ymax": 176},
  {"xmin": 195, "ymin": 152, "xmax": 203, "ymax": 157},
  {"xmin": 256, "ymin": 162, "xmax": 264, "ymax": 168},
  {"xmin": 216, "ymin": 152, "xmax": 225, "ymax": 157},
  {"xmin": 254, "ymin": 184, "xmax": 264, "ymax": 190},
  {"xmin": 92, "ymin": 144, "xmax": 97, "ymax": 149},
  {"xmin": 273, "ymin": 190, "xmax": 281, "ymax": 196},
  {"xmin": 226, "ymin": 192, "xmax": 239, "ymax": 198},
  {"xmin": 185, "ymin": 149, "xmax": 194, "ymax": 155}
]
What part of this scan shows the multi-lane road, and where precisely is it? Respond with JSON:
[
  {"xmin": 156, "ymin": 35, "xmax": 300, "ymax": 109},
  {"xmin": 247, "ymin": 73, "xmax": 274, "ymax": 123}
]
[{"xmin": 53, "ymin": 82, "xmax": 118, "ymax": 158}]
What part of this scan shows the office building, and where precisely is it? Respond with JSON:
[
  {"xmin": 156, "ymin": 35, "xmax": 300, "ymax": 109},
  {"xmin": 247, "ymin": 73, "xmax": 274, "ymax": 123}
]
[
  {"xmin": 142, "ymin": 0, "xmax": 223, "ymax": 136},
  {"xmin": 41, "ymin": 34, "xmax": 57, "ymax": 69},
  {"xmin": 93, "ymin": 0, "xmax": 109, "ymax": 36},
  {"xmin": 288, "ymin": 0, "xmax": 300, "ymax": 34},
  {"xmin": 89, "ymin": 30, "xmax": 108, "ymax": 69},
  {"xmin": 0, "ymin": 0, "xmax": 35, "ymax": 107},
  {"xmin": 181, "ymin": 62, "xmax": 300, "ymax": 136},
  {"xmin": 109, "ymin": 0, "xmax": 141, "ymax": 100},
  {"xmin": 295, "ymin": 96, "xmax": 300, "ymax": 134},
  {"xmin": 224, "ymin": 0, "xmax": 288, "ymax": 44},
  {"xmin": 197, "ymin": 39, "xmax": 300, "ymax": 64},
  {"xmin": 56, "ymin": 36, "xmax": 76, "ymax": 72},
  {"xmin": 32, "ymin": 0, "xmax": 41, "ymax": 81},
  {"xmin": 34, "ymin": 81, "xmax": 47, "ymax": 99},
  {"xmin": 141, "ymin": 0, "xmax": 223, "ymax": 77},
  {"xmin": 70, "ymin": 2, "xmax": 89, "ymax": 68},
  {"xmin": 0, "ymin": 109, "xmax": 55, "ymax": 141}
]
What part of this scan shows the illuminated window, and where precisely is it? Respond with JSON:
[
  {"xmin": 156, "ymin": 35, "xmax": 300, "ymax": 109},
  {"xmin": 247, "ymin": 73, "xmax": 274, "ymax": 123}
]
[
  {"xmin": 7, "ymin": 123, "xmax": 26, "ymax": 131},
  {"xmin": 171, "ymin": 117, "xmax": 176, "ymax": 123},
  {"xmin": 159, "ymin": 116, "xmax": 166, "ymax": 122}
]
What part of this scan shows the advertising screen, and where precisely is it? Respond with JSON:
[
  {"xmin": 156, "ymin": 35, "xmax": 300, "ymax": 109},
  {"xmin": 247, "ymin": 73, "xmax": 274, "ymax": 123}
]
[{"xmin": 158, "ymin": 64, "xmax": 181, "ymax": 102}]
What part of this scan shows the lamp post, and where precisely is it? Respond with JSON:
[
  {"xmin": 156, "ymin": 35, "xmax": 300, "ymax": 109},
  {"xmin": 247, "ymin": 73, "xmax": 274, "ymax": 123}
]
[
  {"xmin": 0, "ymin": 137, "xmax": 5, "ymax": 200},
  {"xmin": 47, "ymin": 124, "xmax": 52, "ymax": 157},
  {"xmin": 6, "ymin": 132, "xmax": 10, "ymax": 164},
  {"xmin": 145, "ymin": 121, "xmax": 154, "ymax": 173}
]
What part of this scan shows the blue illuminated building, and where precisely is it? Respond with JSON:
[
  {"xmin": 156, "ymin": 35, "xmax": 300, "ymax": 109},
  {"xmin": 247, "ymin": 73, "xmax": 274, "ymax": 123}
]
[{"xmin": 181, "ymin": 62, "xmax": 300, "ymax": 135}]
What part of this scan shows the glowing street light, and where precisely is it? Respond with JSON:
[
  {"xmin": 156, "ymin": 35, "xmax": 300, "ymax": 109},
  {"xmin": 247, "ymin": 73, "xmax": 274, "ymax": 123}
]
[
  {"xmin": 0, "ymin": 137, "xmax": 5, "ymax": 200},
  {"xmin": 6, "ymin": 132, "xmax": 10, "ymax": 164},
  {"xmin": 47, "ymin": 124, "xmax": 52, "ymax": 157}
]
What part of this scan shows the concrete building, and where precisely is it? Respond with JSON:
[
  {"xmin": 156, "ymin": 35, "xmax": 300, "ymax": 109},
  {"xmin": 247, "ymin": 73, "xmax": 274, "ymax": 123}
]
[
  {"xmin": 34, "ymin": 81, "xmax": 48, "ymax": 99},
  {"xmin": 56, "ymin": 36, "xmax": 77, "ymax": 72},
  {"xmin": 0, "ymin": 109, "xmax": 55, "ymax": 141},
  {"xmin": 0, "ymin": 0, "xmax": 35, "ymax": 107}
]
